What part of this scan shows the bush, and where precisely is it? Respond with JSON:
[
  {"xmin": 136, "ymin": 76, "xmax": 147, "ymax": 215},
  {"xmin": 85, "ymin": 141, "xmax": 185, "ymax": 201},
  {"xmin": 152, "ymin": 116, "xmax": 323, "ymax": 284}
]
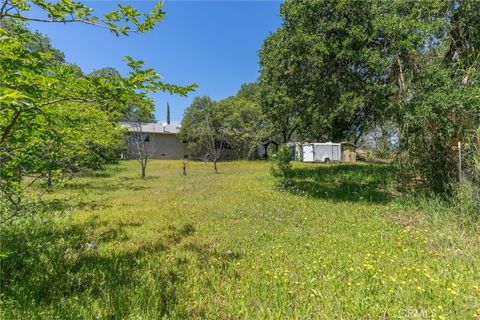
[
  {"xmin": 271, "ymin": 145, "xmax": 293, "ymax": 185},
  {"xmin": 465, "ymin": 126, "xmax": 480, "ymax": 184},
  {"xmin": 452, "ymin": 180, "xmax": 480, "ymax": 221}
]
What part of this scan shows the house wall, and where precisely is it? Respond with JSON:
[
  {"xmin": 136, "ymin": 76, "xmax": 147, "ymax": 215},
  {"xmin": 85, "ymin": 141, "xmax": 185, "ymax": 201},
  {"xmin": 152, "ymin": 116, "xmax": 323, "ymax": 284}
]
[
  {"xmin": 150, "ymin": 134, "xmax": 192, "ymax": 159},
  {"xmin": 124, "ymin": 133, "xmax": 192, "ymax": 160},
  {"xmin": 341, "ymin": 145, "xmax": 357, "ymax": 162},
  {"xmin": 124, "ymin": 133, "xmax": 243, "ymax": 160}
]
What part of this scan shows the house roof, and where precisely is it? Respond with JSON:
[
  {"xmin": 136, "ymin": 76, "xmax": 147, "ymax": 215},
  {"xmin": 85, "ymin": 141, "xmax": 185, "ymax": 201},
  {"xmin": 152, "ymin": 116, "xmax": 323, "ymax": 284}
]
[{"xmin": 120, "ymin": 122, "xmax": 180, "ymax": 134}]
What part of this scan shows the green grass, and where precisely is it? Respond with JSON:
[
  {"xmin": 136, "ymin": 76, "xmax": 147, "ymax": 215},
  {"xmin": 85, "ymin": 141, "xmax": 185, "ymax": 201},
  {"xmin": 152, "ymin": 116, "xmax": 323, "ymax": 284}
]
[{"xmin": 1, "ymin": 161, "xmax": 479, "ymax": 319}]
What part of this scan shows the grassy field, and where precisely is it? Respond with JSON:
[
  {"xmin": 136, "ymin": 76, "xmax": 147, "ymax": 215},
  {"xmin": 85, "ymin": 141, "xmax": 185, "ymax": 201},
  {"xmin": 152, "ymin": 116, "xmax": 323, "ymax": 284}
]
[{"xmin": 1, "ymin": 160, "xmax": 479, "ymax": 319}]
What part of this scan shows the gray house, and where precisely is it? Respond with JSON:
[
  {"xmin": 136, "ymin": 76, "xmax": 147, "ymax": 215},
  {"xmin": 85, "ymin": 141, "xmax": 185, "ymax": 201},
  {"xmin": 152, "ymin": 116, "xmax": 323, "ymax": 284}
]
[
  {"xmin": 120, "ymin": 122, "xmax": 265, "ymax": 161},
  {"xmin": 120, "ymin": 122, "xmax": 193, "ymax": 160}
]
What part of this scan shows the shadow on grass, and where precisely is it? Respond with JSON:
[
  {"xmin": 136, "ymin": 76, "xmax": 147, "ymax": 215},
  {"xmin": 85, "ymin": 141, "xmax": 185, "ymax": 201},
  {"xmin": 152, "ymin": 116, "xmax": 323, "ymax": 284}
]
[
  {"xmin": 75, "ymin": 164, "xmax": 129, "ymax": 178},
  {"xmin": 0, "ymin": 216, "xmax": 222, "ymax": 318},
  {"xmin": 44, "ymin": 198, "xmax": 113, "ymax": 212},
  {"xmin": 286, "ymin": 163, "xmax": 396, "ymax": 203},
  {"xmin": 63, "ymin": 180, "xmax": 151, "ymax": 192}
]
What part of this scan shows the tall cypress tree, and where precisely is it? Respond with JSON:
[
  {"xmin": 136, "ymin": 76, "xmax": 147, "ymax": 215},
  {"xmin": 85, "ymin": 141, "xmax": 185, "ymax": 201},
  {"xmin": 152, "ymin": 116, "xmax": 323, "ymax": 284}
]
[{"xmin": 166, "ymin": 102, "xmax": 171, "ymax": 125}]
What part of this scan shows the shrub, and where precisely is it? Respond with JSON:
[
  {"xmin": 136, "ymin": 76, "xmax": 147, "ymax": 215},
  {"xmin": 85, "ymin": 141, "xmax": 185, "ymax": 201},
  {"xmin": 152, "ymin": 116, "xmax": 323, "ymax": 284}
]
[
  {"xmin": 464, "ymin": 126, "xmax": 480, "ymax": 184},
  {"xmin": 271, "ymin": 145, "xmax": 293, "ymax": 185}
]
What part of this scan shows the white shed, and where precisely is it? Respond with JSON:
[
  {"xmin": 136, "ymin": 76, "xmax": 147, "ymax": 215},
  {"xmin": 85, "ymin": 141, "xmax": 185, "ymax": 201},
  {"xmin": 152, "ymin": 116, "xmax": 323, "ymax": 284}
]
[{"xmin": 302, "ymin": 142, "xmax": 342, "ymax": 163}]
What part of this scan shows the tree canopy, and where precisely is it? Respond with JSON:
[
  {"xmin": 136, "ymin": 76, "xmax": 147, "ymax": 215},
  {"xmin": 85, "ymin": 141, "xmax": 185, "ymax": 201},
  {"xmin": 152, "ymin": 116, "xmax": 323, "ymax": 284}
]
[
  {"xmin": 180, "ymin": 83, "xmax": 269, "ymax": 161},
  {"xmin": 0, "ymin": 2, "xmax": 197, "ymax": 217},
  {"xmin": 259, "ymin": 0, "xmax": 480, "ymax": 194}
]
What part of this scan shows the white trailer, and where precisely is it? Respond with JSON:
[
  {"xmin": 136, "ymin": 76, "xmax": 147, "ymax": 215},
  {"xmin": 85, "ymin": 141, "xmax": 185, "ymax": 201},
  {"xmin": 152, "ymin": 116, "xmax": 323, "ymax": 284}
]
[
  {"xmin": 302, "ymin": 142, "xmax": 341, "ymax": 162},
  {"xmin": 303, "ymin": 144, "xmax": 315, "ymax": 162}
]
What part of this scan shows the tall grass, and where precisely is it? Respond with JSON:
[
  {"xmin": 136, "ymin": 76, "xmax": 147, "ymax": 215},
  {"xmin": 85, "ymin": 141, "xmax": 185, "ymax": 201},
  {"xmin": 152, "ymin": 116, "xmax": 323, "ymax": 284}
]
[{"xmin": 1, "ymin": 161, "xmax": 479, "ymax": 318}]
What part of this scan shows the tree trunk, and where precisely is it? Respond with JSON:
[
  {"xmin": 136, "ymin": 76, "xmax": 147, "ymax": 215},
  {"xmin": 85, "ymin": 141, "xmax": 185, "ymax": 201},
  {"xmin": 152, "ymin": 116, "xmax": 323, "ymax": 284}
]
[
  {"xmin": 47, "ymin": 170, "xmax": 53, "ymax": 189},
  {"xmin": 141, "ymin": 161, "xmax": 146, "ymax": 178},
  {"xmin": 282, "ymin": 131, "xmax": 288, "ymax": 143},
  {"xmin": 213, "ymin": 160, "xmax": 218, "ymax": 174}
]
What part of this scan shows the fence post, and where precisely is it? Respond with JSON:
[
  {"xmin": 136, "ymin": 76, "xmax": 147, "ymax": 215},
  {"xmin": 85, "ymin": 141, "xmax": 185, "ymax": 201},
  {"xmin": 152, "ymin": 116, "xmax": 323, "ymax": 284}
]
[{"xmin": 458, "ymin": 141, "xmax": 462, "ymax": 182}]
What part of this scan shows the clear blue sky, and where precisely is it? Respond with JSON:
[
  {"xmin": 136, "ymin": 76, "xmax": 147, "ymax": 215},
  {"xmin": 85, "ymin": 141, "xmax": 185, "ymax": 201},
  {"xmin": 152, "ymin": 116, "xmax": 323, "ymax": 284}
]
[{"xmin": 28, "ymin": 1, "xmax": 282, "ymax": 123}]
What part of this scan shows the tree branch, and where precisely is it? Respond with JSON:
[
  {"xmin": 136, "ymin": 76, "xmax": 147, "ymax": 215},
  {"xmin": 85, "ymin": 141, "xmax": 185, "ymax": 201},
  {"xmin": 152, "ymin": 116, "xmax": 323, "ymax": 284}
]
[
  {"xmin": 0, "ymin": 109, "xmax": 22, "ymax": 145},
  {"xmin": 2, "ymin": 13, "xmax": 139, "ymax": 33},
  {"xmin": 0, "ymin": 0, "xmax": 9, "ymax": 18}
]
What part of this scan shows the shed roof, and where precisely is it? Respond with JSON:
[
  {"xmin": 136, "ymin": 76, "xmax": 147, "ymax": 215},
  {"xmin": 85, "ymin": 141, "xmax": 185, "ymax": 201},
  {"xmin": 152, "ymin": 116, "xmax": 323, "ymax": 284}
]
[
  {"xmin": 120, "ymin": 122, "xmax": 180, "ymax": 134},
  {"xmin": 340, "ymin": 141, "xmax": 357, "ymax": 148}
]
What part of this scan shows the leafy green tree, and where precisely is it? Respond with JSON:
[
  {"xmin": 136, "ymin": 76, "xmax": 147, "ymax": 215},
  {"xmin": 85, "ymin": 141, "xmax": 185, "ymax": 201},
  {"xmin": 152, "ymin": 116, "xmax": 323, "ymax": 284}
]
[
  {"xmin": 386, "ymin": 0, "xmax": 480, "ymax": 193},
  {"xmin": 217, "ymin": 94, "xmax": 269, "ymax": 159},
  {"xmin": 89, "ymin": 67, "xmax": 155, "ymax": 123},
  {"xmin": 0, "ymin": 2, "xmax": 197, "ymax": 218},
  {"xmin": 0, "ymin": 0, "xmax": 166, "ymax": 36},
  {"xmin": 179, "ymin": 96, "xmax": 225, "ymax": 173},
  {"xmin": 258, "ymin": 27, "xmax": 305, "ymax": 143},
  {"xmin": 89, "ymin": 67, "xmax": 121, "ymax": 78},
  {"xmin": 259, "ymin": 0, "xmax": 480, "ymax": 194},
  {"xmin": 180, "ymin": 85, "xmax": 269, "ymax": 163},
  {"xmin": 236, "ymin": 82, "xmax": 259, "ymax": 101}
]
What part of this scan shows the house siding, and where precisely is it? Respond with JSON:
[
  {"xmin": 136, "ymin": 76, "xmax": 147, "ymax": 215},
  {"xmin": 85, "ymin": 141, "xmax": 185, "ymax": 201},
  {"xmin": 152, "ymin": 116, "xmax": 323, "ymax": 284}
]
[
  {"xmin": 123, "ymin": 132, "xmax": 242, "ymax": 160},
  {"xmin": 149, "ymin": 133, "xmax": 192, "ymax": 159},
  {"xmin": 124, "ymin": 132, "xmax": 192, "ymax": 160}
]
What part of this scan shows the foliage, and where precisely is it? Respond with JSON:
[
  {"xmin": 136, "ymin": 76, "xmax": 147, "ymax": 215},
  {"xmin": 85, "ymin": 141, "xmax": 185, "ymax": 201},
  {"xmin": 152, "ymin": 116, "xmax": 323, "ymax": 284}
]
[
  {"xmin": 0, "ymin": 3, "xmax": 197, "ymax": 216},
  {"xmin": 271, "ymin": 145, "xmax": 293, "ymax": 185},
  {"xmin": 180, "ymin": 85, "xmax": 268, "ymax": 161},
  {"xmin": 0, "ymin": 0, "xmax": 166, "ymax": 36},
  {"xmin": 258, "ymin": 27, "xmax": 304, "ymax": 143},
  {"xmin": 259, "ymin": 0, "xmax": 480, "ymax": 194},
  {"xmin": 1, "ymin": 160, "xmax": 479, "ymax": 318},
  {"xmin": 258, "ymin": 1, "xmax": 393, "ymax": 143},
  {"xmin": 451, "ymin": 180, "xmax": 480, "ymax": 221},
  {"xmin": 87, "ymin": 66, "xmax": 155, "ymax": 123},
  {"xmin": 236, "ymin": 82, "xmax": 259, "ymax": 101},
  {"xmin": 465, "ymin": 126, "xmax": 480, "ymax": 183},
  {"xmin": 397, "ymin": 63, "xmax": 479, "ymax": 193},
  {"xmin": 179, "ymin": 96, "xmax": 218, "ymax": 155},
  {"xmin": 217, "ymin": 95, "xmax": 268, "ymax": 159}
]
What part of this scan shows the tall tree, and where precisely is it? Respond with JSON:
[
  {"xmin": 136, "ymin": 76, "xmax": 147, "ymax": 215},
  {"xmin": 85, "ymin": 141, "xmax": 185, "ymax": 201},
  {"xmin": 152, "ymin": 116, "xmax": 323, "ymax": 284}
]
[
  {"xmin": 258, "ymin": 0, "xmax": 480, "ymax": 194},
  {"xmin": 217, "ymin": 85, "xmax": 270, "ymax": 159},
  {"xmin": 166, "ymin": 102, "xmax": 171, "ymax": 125},
  {"xmin": 258, "ymin": 27, "xmax": 305, "ymax": 143}
]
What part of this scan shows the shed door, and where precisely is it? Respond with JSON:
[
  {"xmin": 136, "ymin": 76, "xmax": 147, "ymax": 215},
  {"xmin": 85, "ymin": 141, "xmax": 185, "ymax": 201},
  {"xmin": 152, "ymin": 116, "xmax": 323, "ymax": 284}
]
[{"xmin": 303, "ymin": 145, "xmax": 314, "ymax": 162}]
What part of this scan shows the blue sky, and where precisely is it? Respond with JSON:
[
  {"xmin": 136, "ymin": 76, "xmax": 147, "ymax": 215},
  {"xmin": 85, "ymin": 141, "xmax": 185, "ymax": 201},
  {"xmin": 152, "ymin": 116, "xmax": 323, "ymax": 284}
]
[{"xmin": 28, "ymin": 1, "xmax": 282, "ymax": 123}]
